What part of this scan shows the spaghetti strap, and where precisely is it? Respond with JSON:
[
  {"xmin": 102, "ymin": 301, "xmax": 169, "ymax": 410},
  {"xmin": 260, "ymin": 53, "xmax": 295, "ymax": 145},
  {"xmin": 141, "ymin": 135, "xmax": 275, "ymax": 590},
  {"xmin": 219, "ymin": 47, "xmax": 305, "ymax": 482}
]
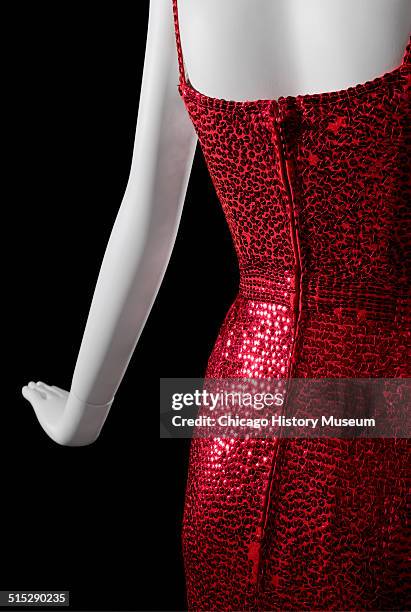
[
  {"xmin": 172, "ymin": 0, "xmax": 188, "ymax": 87},
  {"xmin": 403, "ymin": 35, "xmax": 411, "ymax": 67}
]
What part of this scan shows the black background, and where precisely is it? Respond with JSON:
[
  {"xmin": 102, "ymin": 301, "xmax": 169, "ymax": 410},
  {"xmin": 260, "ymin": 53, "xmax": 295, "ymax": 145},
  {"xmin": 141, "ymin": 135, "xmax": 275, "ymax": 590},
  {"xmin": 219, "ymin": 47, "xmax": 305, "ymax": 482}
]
[{"xmin": 4, "ymin": 4, "xmax": 237, "ymax": 611}]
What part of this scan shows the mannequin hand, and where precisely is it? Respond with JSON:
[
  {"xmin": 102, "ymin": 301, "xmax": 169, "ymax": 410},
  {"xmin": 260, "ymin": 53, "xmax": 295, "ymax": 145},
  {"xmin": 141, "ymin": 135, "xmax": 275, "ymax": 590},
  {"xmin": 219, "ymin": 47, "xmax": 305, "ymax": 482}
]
[
  {"xmin": 21, "ymin": 381, "xmax": 114, "ymax": 446},
  {"xmin": 22, "ymin": 381, "xmax": 67, "ymax": 438}
]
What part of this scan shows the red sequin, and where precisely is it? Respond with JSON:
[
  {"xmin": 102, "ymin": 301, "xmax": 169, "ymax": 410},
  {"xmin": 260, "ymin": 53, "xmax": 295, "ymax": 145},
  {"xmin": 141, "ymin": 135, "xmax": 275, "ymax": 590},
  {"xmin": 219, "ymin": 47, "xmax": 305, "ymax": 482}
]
[{"xmin": 172, "ymin": 2, "xmax": 411, "ymax": 609}]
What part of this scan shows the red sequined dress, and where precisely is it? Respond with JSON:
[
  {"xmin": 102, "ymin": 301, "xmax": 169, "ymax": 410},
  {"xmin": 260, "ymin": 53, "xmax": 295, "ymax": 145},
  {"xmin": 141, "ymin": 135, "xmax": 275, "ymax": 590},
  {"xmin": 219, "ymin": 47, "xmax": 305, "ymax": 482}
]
[{"xmin": 172, "ymin": 2, "xmax": 411, "ymax": 609}]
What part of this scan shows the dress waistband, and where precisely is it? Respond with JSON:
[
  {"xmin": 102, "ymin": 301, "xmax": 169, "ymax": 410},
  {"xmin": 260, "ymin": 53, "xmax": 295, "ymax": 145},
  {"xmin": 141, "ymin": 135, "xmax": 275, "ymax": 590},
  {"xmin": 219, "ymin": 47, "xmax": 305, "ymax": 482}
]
[{"xmin": 239, "ymin": 274, "xmax": 410, "ymax": 323}]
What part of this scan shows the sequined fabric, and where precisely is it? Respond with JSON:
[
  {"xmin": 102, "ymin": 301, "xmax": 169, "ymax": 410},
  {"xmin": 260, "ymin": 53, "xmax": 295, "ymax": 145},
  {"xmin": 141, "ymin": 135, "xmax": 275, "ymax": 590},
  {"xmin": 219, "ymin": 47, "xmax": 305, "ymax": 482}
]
[{"xmin": 172, "ymin": 2, "xmax": 411, "ymax": 609}]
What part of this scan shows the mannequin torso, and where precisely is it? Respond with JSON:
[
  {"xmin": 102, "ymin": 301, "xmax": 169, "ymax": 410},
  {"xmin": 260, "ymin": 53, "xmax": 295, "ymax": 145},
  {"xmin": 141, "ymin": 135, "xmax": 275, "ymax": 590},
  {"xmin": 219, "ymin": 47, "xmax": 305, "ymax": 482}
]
[{"xmin": 179, "ymin": 0, "xmax": 411, "ymax": 100}]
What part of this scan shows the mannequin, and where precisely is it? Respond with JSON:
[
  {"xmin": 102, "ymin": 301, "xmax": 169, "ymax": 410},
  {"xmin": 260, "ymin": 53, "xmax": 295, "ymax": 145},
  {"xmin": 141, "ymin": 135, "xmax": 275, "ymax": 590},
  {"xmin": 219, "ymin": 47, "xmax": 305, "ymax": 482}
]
[{"xmin": 21, "ymin": 0, "xmax": 411, "ymax": 445}]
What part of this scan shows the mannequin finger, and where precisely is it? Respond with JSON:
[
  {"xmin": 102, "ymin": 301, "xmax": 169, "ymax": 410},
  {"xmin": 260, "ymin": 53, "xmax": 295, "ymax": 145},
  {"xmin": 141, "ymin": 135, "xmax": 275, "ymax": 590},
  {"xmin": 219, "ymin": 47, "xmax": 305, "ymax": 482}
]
[
  {"xmin": 36, "ymin": 381, "xmax": 58, "ymax": 395},
  {"xmin": 27, "ymin": 382, "xmax": 47, "ymax": 399},
  {"xmin": 22, "ymin": 385, "xmax": 46, "ymax": 403}
]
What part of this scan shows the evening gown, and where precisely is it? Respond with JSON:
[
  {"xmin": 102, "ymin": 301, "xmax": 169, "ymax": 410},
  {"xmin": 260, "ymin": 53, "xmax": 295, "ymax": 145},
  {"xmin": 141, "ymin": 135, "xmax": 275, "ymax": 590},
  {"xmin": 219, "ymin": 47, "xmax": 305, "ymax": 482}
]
[{"xmin": 172, "ymin": 2, "xmax": 411, "ymax": 610}]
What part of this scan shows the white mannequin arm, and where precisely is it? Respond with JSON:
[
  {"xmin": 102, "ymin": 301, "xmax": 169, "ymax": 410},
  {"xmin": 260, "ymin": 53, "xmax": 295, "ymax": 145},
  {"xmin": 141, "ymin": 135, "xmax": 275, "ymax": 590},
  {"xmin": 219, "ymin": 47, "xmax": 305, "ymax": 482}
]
[{"xmin": 22, "ymin": 0, "xmax": 198, "ymax": 445}]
